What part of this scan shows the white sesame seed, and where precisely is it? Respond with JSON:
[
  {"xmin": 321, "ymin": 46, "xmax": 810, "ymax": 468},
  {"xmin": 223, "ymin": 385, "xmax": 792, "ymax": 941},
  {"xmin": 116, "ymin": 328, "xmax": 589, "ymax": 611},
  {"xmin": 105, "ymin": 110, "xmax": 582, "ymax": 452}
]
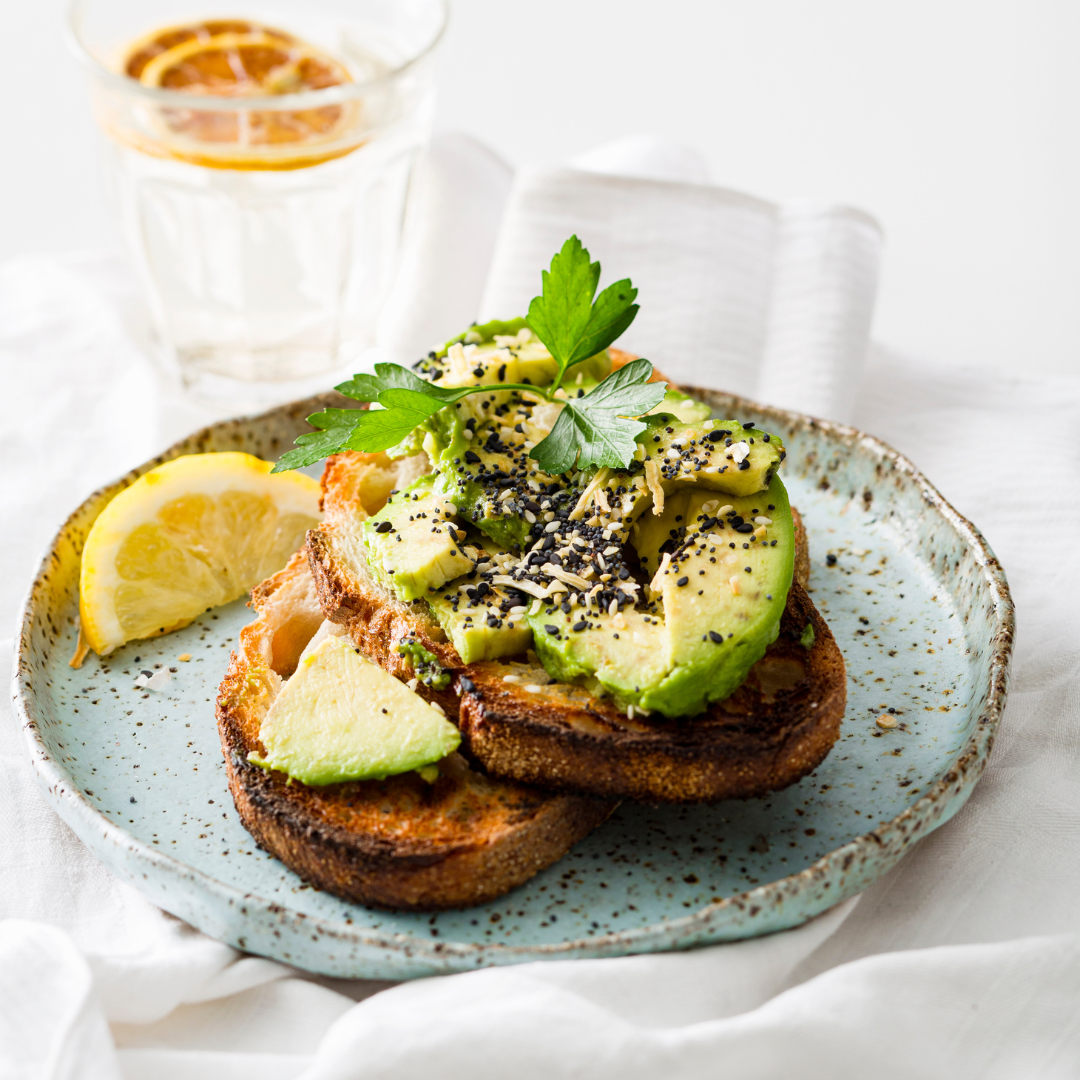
[
  {"xmin": 524, "ymin": 510, "xmax": 536, "ymax": 523},
  {"xmin": 407, "ymin": 678, "xmax": 419, "ymax": 691},
  {"xmin": 430, "ymin": 701, "xmax": 446, "ymax": 716},
  {"xmin": 729, "ymin": 575, "xmax": 742, "ymax": 595},
  {"xmin": 608, "ymin": 599, "xmax": 619, "ymax": 617},
  {"xmin": 544, "ymin": 521, "xmax": 560, "ymax": 533},
  {"xmin": 544, "ymin": 511, "xmax": 555, "ymax": 522},
  {"xmin": 603, "ymin": 545, "xmax": 619, "ymax": 556},
  {"xmin": 502, "ymin": 674, "xmax": 521, "ymax": 684},
  {"xmin": 665, "ymin": 448, "xmax": 681, "ymax": 461},
  {"xmin": 754, "ymin": 516, "xmax": 772, "ymax": 526},
  {"xmin": 524, "ymin": 684, "xmax": 543, "ymax": 694},
  {"xmin": 498, "ymin": 488, "xmax": 514, "ymax": 502},
  {"xmin": 717, "ymin": 504, "xmax": 734, "ymax": 517},
  {"xmin": 463, "ymin": 429, "xmax": 474, "ymax": 441},
  {"xmin": 527, "ymin": 478, "xmax": 541, "ymax": 492}
]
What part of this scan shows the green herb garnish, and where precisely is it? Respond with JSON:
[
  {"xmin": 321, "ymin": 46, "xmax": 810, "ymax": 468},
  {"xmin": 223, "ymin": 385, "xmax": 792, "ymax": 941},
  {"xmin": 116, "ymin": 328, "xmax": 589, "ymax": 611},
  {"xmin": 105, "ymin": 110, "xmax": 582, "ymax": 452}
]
[{"xmin": 273, "ymin": 235, "xmax": 665, "ymax": 474}]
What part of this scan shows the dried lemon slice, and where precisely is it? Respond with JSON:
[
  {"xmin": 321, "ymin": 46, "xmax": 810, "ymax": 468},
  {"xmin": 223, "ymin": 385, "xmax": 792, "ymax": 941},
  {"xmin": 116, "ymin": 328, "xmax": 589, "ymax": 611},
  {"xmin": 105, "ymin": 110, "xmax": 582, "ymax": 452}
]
[
  {"xmin": 120, "ymin": 21, "xmax": 358, "ymax": 168},
  {"xmin": 79, "ymin": 452, "xmax": 321, "ymax": 655}
]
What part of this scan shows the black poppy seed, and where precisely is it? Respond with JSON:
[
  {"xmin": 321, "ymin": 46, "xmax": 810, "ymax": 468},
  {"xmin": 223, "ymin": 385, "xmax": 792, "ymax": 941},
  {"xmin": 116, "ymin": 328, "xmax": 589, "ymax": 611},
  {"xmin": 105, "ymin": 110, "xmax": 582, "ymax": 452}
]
[
  {"xmin": 544, "ymin": 624, "xmax": 560, "ymax": 635},
  {"xmin": 676, "ymin": 576, "xmax": 689, "ymax": 587},
  {"xmin": 826, "ymin": 553, "xmax": 838, "ymax": 566},
  {"xmin": 573, "ymin": 620, "xmax": 587, "ymax": 632},
  {"xmin": 374, "ymin": 520, "xmax": 393, "ymax": 534},
  {"xmin": 709, "ymin": 630, "xmax": 723, "ymax": 643}
]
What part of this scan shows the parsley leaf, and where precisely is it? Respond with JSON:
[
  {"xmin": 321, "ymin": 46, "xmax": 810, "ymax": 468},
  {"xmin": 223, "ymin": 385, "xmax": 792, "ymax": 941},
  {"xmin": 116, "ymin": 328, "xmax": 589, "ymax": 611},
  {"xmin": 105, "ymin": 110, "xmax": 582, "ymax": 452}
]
[
  {"xmin": 336, "ymin": 364, "xmax": 469, "ymax": 404},
  {"xmin": 529, "ymin": 359, "xmax": 667, "ymax": 474},
  {"xmin": 526, "ymin": 236, "xmax": 638, "ymax": 385},
  {"xmin": 269, "ymin": 394, "xmax": 445, "ymax": 472}
]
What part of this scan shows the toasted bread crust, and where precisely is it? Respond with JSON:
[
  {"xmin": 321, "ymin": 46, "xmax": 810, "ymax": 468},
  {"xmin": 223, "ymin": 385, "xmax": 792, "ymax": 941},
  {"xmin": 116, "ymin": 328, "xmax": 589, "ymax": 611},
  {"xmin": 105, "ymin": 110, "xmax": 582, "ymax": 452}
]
[{"xmin": 216, "ymin": 552, "xmax": 613, "ymax": 910}]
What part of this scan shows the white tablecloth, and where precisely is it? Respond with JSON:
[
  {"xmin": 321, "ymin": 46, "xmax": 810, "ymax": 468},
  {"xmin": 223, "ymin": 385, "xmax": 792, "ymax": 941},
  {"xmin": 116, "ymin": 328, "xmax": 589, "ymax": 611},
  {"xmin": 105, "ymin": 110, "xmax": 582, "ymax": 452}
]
[{"xmin": 3, "ymin": 141, "xmax": 1080, "ymax": 1079}]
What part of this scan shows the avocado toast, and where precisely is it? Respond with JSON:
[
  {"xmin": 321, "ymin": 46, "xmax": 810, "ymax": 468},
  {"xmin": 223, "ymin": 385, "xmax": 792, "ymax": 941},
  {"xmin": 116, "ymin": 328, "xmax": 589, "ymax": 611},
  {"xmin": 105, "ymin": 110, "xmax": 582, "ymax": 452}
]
[
  {"xmin": 306, "ymin": 408, "xmax": 845, "ymax": 803},
  {"xmin": 216, "ymin": 550, "xmax": 615, "ymax": 910}
]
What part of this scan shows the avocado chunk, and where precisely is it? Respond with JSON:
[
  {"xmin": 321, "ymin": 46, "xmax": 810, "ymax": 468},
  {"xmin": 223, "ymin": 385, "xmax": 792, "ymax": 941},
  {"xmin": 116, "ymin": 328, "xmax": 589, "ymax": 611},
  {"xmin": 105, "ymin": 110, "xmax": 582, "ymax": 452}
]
[
  {"xmin": 363, "ymin": 474, "xmax": 475, "ymax": 601},
  {"xmin": 649, "ymin": 389, "xmax": 711, "ymax": 424},
  {"xmin": 427, "ymin": 408, "xmax": 536, "ymax": 550},
  {"xmin": 528, "ymin": 606, "xmax": 671, "ymax": 701},
  {"xmin": 529, "ymin": 476, "xmax": 795, "ymax": 717},
  {"xmin": 250, "ymin": 636, "xmax": 460, "ymax": 785},
  {"xmin": 428, "ymin": 579, "xmax": 534, "ymax": 663},
  {"xmin": 416, "ymin": 321, "xmax": 612, "ymax": 390},
  {"xmin": 640, "ymin": 418, "xmax": 785, "ymax": 498}
]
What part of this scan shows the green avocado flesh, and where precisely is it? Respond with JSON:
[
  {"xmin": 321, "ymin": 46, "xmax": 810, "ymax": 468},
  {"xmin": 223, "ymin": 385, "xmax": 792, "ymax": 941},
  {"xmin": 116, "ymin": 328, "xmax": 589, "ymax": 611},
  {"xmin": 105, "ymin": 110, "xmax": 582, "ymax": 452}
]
[
  {"xmin": 250, "ymin": 636, "xmax": 460, "ymax": 785},
  {"xmin": 358, "ymin": 325, "xmax": 793, "ymax": 716},
  {"xmin": 528, "ymin": 477, "xmax": 795, "ymax": 717},
  {"xmin": 642, "ymin": 418, "xmax": 785, "ymax": 497},
  {"xmin": 363, "ymin": 474, "xmax": 474, "ymax": 600}
]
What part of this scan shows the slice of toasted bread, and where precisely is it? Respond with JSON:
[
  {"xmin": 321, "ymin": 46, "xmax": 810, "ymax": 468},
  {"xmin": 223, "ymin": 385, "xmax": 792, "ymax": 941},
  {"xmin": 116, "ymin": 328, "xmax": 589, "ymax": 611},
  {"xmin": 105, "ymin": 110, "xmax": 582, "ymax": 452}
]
[
  {"xmin": 306, "ymin": 450, "xmax": 845, "ymax": 803},
  {"xmin": 216, "ymin": 551, "xmax": 615, "ymax": 910}
]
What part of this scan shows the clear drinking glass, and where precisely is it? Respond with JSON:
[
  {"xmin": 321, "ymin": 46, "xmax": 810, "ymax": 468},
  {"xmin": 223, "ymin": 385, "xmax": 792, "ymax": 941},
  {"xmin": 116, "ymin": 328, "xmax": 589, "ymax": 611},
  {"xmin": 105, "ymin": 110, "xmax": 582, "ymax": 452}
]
[{"xmin": 68, "ymin": 0, "xmax": 447, "ymax": 405}]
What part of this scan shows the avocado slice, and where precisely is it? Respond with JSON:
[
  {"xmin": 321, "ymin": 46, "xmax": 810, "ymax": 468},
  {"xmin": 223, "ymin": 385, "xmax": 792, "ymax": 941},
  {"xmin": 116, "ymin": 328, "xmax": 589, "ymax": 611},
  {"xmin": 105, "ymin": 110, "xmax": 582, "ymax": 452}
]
[
  {"xmin": 428, "ymin": 578, "xmax": 535, "ymax": 663},
  {"xmin": 416, "ymin": 320, "xmax": 612, "ymax": 391},
  {"xmin": 363, "ymin": 474, "xmax": 475, "ymax": 601},
  {"xmin": 640, "ymin": 418, "xmax": 785, "ymax": 498},
  {"xmin": 528, "ymin": 476, "xmax": 795, "ymax": 717},
  {"xmin": 649, "ymin": 389, "xmax": 711, "ymax": 424},
  {"xmin": 250, "ymin": 635, "xmax": 460, "ymax": 785}
]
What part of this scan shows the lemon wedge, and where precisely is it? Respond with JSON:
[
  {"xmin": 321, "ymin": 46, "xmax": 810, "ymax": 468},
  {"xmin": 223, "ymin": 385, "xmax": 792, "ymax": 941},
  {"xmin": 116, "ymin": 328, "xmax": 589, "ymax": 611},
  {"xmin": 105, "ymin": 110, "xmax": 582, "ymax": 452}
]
[{"xmin": 80, "ymin": 452, "xmax": 321, "ymax": 655}]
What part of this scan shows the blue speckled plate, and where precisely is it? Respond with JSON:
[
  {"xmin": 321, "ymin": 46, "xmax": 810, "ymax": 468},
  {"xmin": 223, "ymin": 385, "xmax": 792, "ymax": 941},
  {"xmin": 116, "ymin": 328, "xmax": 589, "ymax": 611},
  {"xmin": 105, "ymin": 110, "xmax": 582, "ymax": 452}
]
[{"xmin": 12, "ymin": 390, "xmax": 1014, "ymax": 979}]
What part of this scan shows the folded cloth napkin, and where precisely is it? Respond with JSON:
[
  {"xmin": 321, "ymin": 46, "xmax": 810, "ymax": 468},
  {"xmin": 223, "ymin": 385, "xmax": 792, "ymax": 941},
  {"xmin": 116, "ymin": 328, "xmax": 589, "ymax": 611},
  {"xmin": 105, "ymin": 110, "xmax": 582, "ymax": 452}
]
[
  {"xmin": 379, "ymin": 134, "xmax": 881, "ymax": 425},
  {"xmin": 5, "ymin": 136, "xmax": 1080, "ymax": 1080}
]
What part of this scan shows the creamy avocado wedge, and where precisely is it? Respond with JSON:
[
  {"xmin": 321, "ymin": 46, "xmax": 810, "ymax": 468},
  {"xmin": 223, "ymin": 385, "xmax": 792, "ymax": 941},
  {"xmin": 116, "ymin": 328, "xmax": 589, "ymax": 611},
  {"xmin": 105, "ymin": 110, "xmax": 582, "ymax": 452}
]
[
  {"xmin": 251, "ymin": 635, "xmax": 460, "ymax": 785},
  {"xmin": 277, "ymin": 235, "xmax": 797, "ymax": 722}
]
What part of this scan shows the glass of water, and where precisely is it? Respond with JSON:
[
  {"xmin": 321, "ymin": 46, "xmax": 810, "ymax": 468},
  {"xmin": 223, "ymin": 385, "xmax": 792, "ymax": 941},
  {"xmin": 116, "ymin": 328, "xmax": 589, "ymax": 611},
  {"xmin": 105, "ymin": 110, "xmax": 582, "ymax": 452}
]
[{"xmin": 69, "ymin": 0, "xmax": 447, "ymax": 405}]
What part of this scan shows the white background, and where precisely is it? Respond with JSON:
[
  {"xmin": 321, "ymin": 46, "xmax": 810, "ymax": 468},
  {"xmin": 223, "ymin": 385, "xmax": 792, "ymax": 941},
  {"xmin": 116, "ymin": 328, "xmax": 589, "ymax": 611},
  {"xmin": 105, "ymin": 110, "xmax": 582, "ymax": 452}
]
[{"xmin": 3, "ymin": 0, "xmax": 1078, "ymax": 379}]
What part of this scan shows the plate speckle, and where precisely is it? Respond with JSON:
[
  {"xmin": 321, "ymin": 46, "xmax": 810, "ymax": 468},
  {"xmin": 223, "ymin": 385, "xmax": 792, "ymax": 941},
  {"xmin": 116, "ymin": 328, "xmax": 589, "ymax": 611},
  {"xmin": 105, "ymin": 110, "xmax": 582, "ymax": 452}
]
[{"xmin": 13, "ymin": 390, "xmax": 1013, "ymax": 978}]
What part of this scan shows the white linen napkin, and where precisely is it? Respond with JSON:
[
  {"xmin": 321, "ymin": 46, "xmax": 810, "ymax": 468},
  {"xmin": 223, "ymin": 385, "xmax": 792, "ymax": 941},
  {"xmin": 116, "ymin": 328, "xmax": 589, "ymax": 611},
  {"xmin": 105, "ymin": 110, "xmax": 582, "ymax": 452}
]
[
  {"xmin": 379, "ymin": 133, "xmax": 881, "ymax": 424},
  {"xmin": 480, "ymin": 168, "xmax": 881, "ymax": 422},
  {"xmin": 5, "ymin": 138, "xmax": 1080, "ymax": 1080}
]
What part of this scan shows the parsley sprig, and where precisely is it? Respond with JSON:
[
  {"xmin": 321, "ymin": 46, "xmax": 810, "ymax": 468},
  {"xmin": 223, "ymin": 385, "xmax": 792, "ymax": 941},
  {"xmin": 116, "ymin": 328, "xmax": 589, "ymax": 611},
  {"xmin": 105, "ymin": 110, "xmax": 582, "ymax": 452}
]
[{"xmin": 273, "ymin": 236, "xmax": 666, "ymax": 474}]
